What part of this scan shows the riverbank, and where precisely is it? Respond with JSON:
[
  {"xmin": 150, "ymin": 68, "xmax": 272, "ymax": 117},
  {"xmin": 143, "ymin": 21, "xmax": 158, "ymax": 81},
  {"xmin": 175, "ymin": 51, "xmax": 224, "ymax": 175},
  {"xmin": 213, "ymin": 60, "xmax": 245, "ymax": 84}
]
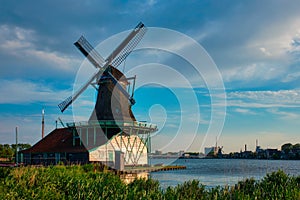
[{"xmin": 0, "ymin": 164, "xmax": 299, "ymax": 199}]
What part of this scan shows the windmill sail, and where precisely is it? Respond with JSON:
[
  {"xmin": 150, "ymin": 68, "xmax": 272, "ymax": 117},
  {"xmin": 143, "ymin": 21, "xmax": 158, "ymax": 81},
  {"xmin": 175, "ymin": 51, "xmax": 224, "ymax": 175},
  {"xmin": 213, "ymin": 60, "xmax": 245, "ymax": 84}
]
[
  {"xmin": 74, "ymin": 36, "xmax": 105, "ymax": 68},
  {"xmin": 107, "ymin": 22, "xmax": 147, "ymax": 67},
  {"xmin": 58, "ymin": 70, "xmax": 103, "ymax": 112},
  {"xmin": 58, "ymin": 22, "xmax": 146, "ymax": 112}
]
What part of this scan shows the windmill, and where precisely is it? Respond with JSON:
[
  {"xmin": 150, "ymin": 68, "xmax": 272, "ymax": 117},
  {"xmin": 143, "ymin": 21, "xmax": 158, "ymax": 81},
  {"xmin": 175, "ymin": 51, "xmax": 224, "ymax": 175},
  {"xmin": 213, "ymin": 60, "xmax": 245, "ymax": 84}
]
[
  {"xmin": 58, "ymin": 22, "xmax": 146, "ymax": 128},
  {"xmin": 18, "ymin": 23, "xmax": 156, "ymax": 167}
]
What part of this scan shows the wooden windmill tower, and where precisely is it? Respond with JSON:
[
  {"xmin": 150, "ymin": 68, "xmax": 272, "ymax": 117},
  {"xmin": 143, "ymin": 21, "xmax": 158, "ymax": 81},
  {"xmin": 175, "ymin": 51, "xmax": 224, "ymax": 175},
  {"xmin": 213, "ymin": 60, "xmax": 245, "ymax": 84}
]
[{"xmin": 58, "ymin": 23, "xmax": 146, "ymax": 138}]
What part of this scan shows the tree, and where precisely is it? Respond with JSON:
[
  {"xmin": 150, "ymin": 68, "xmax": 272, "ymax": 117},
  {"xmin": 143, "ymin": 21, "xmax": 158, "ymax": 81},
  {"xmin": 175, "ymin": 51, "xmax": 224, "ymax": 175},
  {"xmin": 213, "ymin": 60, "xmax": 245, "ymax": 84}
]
[
  {"xmin": 11, "ymin": 143, "xmax": 31, "ymax": 151},
  {"xmin": 292, "ymin": 143, "xmax": 300, "ymax": 150},
  {"xmin": 281, "ymin": 143, "xmax": 293, "ymax": 154},
  {"xmin": 0, "ymin": 143, "xmax": 31, "ymax": 161}
]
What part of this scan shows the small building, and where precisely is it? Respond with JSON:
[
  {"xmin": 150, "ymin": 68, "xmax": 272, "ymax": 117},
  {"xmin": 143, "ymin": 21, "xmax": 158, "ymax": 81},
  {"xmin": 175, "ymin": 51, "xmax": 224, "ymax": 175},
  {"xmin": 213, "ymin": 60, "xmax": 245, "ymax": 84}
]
[
  {"xmin": 20, "ymin": 121, "xmax": 156, "ymax": 169},
  {"xmin": 204, "ymin": 147, "xmax": 216, "ymax": 156},
  {"xmin": 20, "ymin": 128, "xmax": 88, "ymax": 165},
  {"xmin": 89, "ymin": 134, "xmax": 148, "ymax": 167},
  {"xmin": 154, "ymin": 150, "xmax": 162, "ymax": 155}
]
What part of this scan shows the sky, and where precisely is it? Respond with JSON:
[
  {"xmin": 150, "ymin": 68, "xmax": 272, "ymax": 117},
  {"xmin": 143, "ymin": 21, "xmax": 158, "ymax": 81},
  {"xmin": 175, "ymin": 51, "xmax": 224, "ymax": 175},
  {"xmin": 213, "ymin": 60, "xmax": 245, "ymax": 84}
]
[{"xmin": 0, "ymin": 0, "xmax": 299, "ymax": 153}]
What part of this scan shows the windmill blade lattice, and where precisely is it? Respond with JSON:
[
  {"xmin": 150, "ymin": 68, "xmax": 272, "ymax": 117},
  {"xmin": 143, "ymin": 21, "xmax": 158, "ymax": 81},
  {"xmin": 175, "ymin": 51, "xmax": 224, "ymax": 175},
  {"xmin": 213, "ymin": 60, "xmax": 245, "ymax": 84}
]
[
  {"xmin": 74, "ymin": 36, "xmax": 105, "ymax": 68},
  {"xmin": 111, "ymin": 24, "xmax": 147, "ymax": 68}
]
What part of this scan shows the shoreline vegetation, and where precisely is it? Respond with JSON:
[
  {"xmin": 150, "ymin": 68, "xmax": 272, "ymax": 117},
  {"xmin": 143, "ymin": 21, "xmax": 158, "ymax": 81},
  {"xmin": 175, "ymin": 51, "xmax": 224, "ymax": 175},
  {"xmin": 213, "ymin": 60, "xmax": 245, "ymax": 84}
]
[
  {"xmin": 0, "ymin": 164, "xmax": 299, "ymax": 199},
  {"xmin": 151, "ymin": 143, "xmax": 300, "ymax": 160}
]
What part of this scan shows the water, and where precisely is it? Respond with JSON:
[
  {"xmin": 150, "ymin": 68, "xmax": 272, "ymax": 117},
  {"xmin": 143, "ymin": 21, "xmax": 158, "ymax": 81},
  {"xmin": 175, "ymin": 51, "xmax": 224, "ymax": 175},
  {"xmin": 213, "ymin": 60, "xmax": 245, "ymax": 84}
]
[{"xmin": 150, "ymin": 158, "xmax": 300, "ymax": 188}]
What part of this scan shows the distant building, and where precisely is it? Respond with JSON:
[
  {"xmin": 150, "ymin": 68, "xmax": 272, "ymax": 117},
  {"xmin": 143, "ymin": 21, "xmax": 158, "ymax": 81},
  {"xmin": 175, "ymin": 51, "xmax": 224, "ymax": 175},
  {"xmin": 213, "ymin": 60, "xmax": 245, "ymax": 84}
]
[
  {"xmin": 167, "ymin": 152, "xmax": 179, "ymax": 157},
  {"xmin": 178, "ymin": 150, "xmax": 185, "ymax": 157},
  {"xmin": 255, "ymin": 145, "xmax": 262, "ymax": 153},
  {"xmin": 154, "ymin": 150, "xmax": 162, "ymax": 155},
  {"xmin": 205, "ymin": 147, "xmax": 216, "ymax": 156},
  {"xmin": 180, "ymin": 152, "xmax": 200, "ymax": 159}
]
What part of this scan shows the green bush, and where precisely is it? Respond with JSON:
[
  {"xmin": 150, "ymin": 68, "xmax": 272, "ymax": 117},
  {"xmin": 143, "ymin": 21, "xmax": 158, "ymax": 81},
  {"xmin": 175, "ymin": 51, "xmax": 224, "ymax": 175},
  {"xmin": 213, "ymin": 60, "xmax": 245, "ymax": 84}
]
[
  {"xmin": 127, "ymin": 178, "xmax": 162, "ymax": 199},
  {"xmin": 256, "ymin": 170, "xmax": 300, "ymax": 200},
  {"xmin": 167, "ymin": 180, "xmax": 206, "ymax": 199},
  {"xmin": 0, "ymin": 165, "xmax": 299, "ymax": 200},
  {"xmin": 0, "ymin": 167, "xmax": 11, "ymax": 179}
]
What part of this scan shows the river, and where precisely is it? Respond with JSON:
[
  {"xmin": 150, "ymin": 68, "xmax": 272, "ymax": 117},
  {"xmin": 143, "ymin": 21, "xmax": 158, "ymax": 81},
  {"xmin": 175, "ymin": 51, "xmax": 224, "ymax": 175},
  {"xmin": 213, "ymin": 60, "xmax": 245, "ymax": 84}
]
[{"xmin": 149, "ymin": 158, "xmax": 300, "ymax": 188}]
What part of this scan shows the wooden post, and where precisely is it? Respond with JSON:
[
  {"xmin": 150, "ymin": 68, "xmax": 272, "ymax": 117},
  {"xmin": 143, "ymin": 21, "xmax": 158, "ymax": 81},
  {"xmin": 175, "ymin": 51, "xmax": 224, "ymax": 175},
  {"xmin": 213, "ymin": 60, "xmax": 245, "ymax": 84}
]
[
  {"xmin": 42, "ymin": 109, "xmax": 45, "ymax": 139},
  {"xmin": 15, "ymin": 127, "xmax": 18, "ymax": 165}
]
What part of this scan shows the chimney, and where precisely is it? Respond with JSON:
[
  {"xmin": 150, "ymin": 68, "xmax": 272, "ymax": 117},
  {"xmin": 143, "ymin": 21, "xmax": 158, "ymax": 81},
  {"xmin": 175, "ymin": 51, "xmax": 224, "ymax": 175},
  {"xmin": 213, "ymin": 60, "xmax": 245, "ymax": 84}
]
[{"xmin": 42, "ymin": 109, "xmax": 45, "ymax": 139}]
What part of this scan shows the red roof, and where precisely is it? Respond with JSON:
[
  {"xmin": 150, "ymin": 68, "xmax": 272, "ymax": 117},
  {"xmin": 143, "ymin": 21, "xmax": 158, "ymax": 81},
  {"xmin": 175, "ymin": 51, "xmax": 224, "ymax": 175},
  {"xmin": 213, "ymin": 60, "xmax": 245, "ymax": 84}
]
[{"xmin": 21, "ymin": 128, "xmax": 87, "ymax": 153}]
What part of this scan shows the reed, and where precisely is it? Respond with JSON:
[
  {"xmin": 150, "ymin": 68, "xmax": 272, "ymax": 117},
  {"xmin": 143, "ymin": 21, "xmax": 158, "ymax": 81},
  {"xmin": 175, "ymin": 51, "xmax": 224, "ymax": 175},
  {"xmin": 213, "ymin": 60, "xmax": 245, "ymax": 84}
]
[{"xmin": 0, "ymin": 165, "xmax": 299, "ymax": 199}]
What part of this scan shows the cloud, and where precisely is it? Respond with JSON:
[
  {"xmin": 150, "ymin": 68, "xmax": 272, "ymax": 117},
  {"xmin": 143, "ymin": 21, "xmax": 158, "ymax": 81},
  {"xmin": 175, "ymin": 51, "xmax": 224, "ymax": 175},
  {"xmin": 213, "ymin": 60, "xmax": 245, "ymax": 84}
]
[
  {"xmin": 187, "ymin": 1, "xmax": 300, "ymax": 88},
  {"xmin": 267, "ymin": 108, "xmax": 300, "ymax": 120},
  {"xmin": 282, "ymin": 71, "xmax": 300, "ymax": 83},
  {"xmin": 0, "ymin": 79, "xmax": 71, "ymax": 104},
  {"xmin": 2, "ymin": 1, "xmax": 300, "ymax": 89},
  {"xmin": 223, "ymin": 89, "xmax": 300, "ymax": 121},
  {"xmin": 0, "ymin": 25, "xmax": 82, "ymax": 84},
  {"xmin": 222, "ymin": 63, "xmax": 287, "ymax": 84},
  {"xmin": 227, "ymin": 89, "xmax": 300, "ymax": 108},
  {"xmin": 245, "ymin": 15, "xmax": 300, "ymax": 60},
  {"xmin": 234, "ymin": 108, "xmax": 256, "ymax": 115},
  {"xmin": 0, "ymin": 25, "xmax": 79, "ymax": 72},
  {"xmin": 259, "ymin": 47, "xmax": 272, "ymax": 56}
]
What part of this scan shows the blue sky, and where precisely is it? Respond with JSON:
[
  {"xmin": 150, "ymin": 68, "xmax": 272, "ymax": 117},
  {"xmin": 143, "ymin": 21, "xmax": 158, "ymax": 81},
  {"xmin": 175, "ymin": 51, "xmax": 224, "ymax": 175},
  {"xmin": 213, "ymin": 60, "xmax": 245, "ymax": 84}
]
[{"xmin": 0, "ymin": 0, "xmax": 299, "ymax": 153}]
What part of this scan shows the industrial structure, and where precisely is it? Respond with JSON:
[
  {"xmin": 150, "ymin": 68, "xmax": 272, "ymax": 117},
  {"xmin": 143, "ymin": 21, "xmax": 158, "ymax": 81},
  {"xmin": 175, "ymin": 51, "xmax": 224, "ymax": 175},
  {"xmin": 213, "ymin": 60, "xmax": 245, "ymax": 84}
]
[{"xmin": 20, "ymin": 22, "xmax": 157, "ymax": 169}]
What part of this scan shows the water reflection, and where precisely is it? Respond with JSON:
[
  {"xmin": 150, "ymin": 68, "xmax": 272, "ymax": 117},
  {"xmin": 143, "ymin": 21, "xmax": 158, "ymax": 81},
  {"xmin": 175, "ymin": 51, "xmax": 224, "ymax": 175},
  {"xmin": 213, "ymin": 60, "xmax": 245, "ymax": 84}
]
[
  {"xmin": 120, "ymin": 172, "xmax": 149, "ymax": 184},
  {"xmin": 150, "ymin": 159, "xmax": 300, "ymax": 188}
]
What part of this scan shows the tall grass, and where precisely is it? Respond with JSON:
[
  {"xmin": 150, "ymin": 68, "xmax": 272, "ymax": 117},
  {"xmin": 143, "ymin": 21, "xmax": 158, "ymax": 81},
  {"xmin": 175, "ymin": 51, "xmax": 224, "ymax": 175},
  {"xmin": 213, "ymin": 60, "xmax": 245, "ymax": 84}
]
[{"xmin": 0, "ymin": 164, "xmax": 299, "ymax": 199}]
